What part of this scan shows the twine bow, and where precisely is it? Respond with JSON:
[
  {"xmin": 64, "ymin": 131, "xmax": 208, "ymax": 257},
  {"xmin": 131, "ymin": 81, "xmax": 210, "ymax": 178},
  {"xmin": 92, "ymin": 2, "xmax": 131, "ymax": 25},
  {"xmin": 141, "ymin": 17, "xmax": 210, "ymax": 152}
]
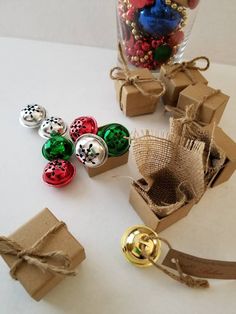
[
  {"xmin": 140, "ymin": 235, "xmax": 209, "ymax": 289},
  {"xmin": 165, "ymin": 56, "xmax": 210, "ymax": 84},
  {"xmin": 165, "ymin": 88, "xmax": 221, "ymax": 127},
  {"xmin": 0, "ymin": 222, "xmax": 77, "ymax": 279},
  {"xmin": 110, "ymin": 43, "xmax": 165, "ymax": 110}
]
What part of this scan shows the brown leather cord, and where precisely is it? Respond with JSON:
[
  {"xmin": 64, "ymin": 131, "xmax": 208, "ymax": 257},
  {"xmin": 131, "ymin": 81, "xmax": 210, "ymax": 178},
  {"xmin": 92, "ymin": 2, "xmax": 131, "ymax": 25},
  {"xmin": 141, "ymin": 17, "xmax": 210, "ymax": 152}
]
[
  {"xmin": 110, "ymin": 43, "xmax": 166, "ymax": 110},
  {"xmin": 0, "ymin": 222, "xmax": 77, "ymax": 279},
  {"xmin": 165, "ymin": 56, "xmax": 210, "ymax": 84},
  {"xmin": 141, "ymin": 235, "xmax": 209, "ymax": 289}
]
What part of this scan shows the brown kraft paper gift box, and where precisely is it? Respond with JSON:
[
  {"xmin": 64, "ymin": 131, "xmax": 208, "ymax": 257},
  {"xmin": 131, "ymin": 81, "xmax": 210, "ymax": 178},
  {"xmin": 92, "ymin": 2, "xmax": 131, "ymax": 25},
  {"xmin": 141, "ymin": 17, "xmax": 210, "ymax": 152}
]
[
  {"xmin": 0, "ymin": 208, "xmax": 86, "ymax": 301},
  {"xmin": 86, "ymin": 151, "xmax": 129, "ymax": 177},
  {"xmin": 177, "ymin": 83, "xmax": 229, "ymax": 125},
  {"xmin": 114, "ymin": 68, "xmax": 164, "ymax": 116},
  {"xmin": 210, "ymin": 127, "xmax": 236, "ymax": 187},
  {"xmin": 129, "ymin": 184, "xmax": 195, "ymax": 233},
  {"xmin": 85, "ymin": 125, "xmax": 129, "ymax": 177},
  {"xmin": 159, "ymin": 64, "xmax": 208, "ymax": 106}
]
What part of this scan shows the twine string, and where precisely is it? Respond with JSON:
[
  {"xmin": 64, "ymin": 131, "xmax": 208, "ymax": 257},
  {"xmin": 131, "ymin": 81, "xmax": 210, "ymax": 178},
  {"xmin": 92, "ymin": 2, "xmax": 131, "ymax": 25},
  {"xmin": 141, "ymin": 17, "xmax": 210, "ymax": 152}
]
[
  {"xmin": 0, "ymin": 222, "xmax": 77, "ymax": 279},
  {"xmin": 110, "ymin": 43, "xmax": 166, "ymax": 110},
  {"xmin": 166, "ymin": 56, "xmax": 210, "ymax": 84},
  {"xmin": 165, "ymin": 89, "xmax": 221, "ymax": 127},
  {"xmin": 141, "ymin": 235, "xmax": 209, "ymax": 289}
]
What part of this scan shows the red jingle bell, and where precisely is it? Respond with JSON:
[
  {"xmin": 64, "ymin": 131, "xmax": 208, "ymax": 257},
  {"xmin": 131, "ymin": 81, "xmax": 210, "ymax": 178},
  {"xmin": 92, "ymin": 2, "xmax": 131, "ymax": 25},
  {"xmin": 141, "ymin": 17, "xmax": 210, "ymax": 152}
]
[
  {"xmin": 69, "ymin": 116, "xmax": 98, "ymax": 143},
  {"xmin": 43, "ymin": 159, "xmax": 76, "ymax": 188}
]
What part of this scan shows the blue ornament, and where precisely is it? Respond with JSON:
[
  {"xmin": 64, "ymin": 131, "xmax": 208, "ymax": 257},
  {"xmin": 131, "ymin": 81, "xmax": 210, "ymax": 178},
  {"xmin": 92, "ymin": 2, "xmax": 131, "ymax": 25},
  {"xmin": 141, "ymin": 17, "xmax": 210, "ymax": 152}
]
[{"xmin": 138, "ymin": 0, "xmax": 182, "ymax": 37}]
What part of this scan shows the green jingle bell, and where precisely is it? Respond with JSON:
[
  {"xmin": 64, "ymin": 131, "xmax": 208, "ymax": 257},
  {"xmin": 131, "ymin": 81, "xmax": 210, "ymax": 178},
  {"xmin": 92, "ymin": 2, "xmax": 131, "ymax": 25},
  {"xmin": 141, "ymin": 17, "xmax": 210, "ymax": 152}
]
[
  {"xmin": 42, "ymin": 133, "xmax": 74, "ymax": 161},
  {"xmin": 99, "ymin": 123, "xmax": 130, "ymax": 157}
]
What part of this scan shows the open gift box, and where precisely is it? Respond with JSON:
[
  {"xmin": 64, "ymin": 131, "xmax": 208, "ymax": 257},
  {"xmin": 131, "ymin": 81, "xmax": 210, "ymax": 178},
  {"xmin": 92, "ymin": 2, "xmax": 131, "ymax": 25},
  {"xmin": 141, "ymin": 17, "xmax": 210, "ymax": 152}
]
[
  {"xmin": 210, "ymin": 127, "xmax": 236, "ymax": 187},
  {"xmin": 130, "ymin": 182, "xmax": 195, "ymax": 233}
]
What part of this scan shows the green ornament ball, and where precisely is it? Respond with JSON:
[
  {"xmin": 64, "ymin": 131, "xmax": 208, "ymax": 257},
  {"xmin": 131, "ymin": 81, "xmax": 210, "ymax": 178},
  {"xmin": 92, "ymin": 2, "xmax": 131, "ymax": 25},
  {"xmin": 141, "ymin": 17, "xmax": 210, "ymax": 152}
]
[
  {"xmin": 154, "ymin": 44, "xmax": 172, "ymax": 62},
  {"xmin": 42, "ymin": 133, "xmax": 74, "ymax": 161},
  {"xmin": 99, "ymin": 123, "xmax": 130, "ymax": 157}
]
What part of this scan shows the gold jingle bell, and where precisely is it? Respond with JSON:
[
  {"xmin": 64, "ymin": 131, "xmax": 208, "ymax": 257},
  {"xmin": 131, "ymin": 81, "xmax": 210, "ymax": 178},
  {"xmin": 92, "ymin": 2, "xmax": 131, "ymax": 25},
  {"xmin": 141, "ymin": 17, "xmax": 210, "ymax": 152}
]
[{"xmin": 121, "ymin": 225, "xmax": 161, "ymax": 267}]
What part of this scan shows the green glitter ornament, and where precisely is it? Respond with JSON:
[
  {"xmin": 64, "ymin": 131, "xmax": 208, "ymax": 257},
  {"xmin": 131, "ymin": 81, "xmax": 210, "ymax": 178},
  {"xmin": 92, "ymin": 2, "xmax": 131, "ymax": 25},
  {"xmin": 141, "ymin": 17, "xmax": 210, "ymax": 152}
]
[
  {"xmin": 154, "ymin": 44, "xmax": 172, "ymax": 63},
  {"xmin": 99, "ymin": 123, "xmax": 130, "ymax": 157},
  {"xmin": 42, "ymin": 133, "xmax": 74, "ymax": 161}
]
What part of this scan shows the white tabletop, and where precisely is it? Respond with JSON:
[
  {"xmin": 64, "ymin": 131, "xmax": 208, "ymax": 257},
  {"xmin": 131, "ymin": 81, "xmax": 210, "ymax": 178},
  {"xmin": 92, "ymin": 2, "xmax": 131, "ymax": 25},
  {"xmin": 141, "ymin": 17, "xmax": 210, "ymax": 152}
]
[{"xmin": 0, "ymin": 38, "xmax": 236, "ymax": 314}]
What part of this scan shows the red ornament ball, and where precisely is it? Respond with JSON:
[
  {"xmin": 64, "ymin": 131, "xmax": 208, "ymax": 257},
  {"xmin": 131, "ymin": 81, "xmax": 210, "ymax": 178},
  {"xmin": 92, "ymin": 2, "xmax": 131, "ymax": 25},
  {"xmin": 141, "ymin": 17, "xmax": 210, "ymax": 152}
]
[
  {"xmin": 168, "ymin": 30, "xmax": 184, "ymax": 47},
  {"xmin": 69, "ymin": 116, "xmax": 98, "ymax": 143},
  {"xmin": 130, "ymin": 0, "xmax": 154, "ymax": 9},
  {"xmin": 141, "ymin": 42, "xmax": 151, "ymax": 51},
  {"xmin": 43, "ymin": 159, "xmax": 76, "ymax": 188},
  {"xmin": 188, "ymin": 0, "xmax": 199, "ymax": 9}
]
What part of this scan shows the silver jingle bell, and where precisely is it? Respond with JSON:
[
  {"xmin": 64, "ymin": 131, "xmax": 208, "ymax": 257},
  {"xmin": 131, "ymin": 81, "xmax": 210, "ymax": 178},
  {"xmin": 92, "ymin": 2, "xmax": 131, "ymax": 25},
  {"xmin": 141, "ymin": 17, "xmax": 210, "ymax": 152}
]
[
  {"xmin": 19, "ymin": 104, "xmax": 46, "ymax": 128},
  {"xmin": 75, "ymin": 134, "xmax": 108, "ymax": 168},
  {"xmin": 38, "ymin": 116, "xmax": 67, "ymax": 139}
]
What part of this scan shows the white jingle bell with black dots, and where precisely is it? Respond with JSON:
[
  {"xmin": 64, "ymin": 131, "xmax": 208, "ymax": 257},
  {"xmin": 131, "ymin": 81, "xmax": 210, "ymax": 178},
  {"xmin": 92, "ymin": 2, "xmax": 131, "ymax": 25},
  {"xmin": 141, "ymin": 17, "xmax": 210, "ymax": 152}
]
[
  {"xmin": 19, "ymin": 104, "xmax": 46, "ymax": 128},
  {"xmin": 75, "ymin": 134, "xmax": 108, "ymax": 168},
  {"xmin": 38, "ymin": 117, "xmax": 67, "ymax": 139}
]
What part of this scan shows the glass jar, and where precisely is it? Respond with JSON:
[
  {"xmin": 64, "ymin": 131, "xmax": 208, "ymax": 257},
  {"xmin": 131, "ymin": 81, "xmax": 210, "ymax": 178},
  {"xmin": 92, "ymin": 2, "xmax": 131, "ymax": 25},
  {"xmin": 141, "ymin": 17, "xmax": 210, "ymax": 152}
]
[{"xmin": 117, "ymin": 0, "xmax": 200, "ymax": 70}]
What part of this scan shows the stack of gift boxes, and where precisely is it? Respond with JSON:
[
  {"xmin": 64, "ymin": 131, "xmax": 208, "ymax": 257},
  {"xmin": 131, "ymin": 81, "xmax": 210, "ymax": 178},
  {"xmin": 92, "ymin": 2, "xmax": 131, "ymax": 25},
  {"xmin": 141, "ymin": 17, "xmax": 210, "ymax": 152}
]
[{"xmin": 112, "ymin": 57, "xmax": 236, "ymax": 233}]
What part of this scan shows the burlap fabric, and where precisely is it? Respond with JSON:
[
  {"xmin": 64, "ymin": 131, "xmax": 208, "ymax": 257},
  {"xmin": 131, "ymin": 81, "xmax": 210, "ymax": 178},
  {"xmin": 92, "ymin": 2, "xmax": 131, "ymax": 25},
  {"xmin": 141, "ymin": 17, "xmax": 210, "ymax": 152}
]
[
  {"xmin": 132, "ymin": 129, "xmax": 205, "ymax": 217},
  {"xmin": 169, "ymin": 106, "xmax": 226, "ymax": 187}
]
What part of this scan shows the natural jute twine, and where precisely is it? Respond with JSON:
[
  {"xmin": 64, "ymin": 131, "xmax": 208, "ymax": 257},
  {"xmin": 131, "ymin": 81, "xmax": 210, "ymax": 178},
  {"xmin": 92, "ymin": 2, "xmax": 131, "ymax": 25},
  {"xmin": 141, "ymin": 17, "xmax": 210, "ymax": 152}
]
[
  {"xmin": 165, "ymin": 56, "xmax": 210, "ymax": 84},
  {"xmin": 165, "ymin": 88, "xmax": 221, "ymax": 126},
  {"xmin": 0, "ymin": 222, "xmax": 77, "ymax": 279},
  {"xmin": 141, "ymin": 235, "xmax": 209, "ymax": 289},
  {"xmin": 110, "ymin": 42, "xmax": 166, "ymax": 110}
]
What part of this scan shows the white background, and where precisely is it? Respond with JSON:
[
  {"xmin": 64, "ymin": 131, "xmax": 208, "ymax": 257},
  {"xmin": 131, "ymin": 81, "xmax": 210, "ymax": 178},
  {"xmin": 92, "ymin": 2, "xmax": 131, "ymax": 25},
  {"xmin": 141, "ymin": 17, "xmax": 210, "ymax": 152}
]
[
  {"xmin": 0, "ymin": 0, "xmax": 235, "ymax": 65},
  {"xmin": 0, "ymin": 1, "xmax": 236, "ymax": 313},
  {"xmin": 0, "ymin": 37, "xmax": 235, "ymax": 314}
]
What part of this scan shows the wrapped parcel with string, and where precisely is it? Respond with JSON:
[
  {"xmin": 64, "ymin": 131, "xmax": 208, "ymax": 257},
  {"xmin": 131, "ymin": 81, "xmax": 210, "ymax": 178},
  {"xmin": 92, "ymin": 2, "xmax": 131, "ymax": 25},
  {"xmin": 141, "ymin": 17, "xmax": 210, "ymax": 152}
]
[
  {"xmin": 159, "ymin": 57, "xmax": 209, "ymax": 106},
  {"xmin": 0, "ymin": 208, "xmax": 86, "ymax": 301},
  {"xmin": 131, "ymin": 125, "xmax": 205, "ymax": 218},
  {"xmin": 177, "ymin": 83, "xmax": 229, "ymax": 125}
]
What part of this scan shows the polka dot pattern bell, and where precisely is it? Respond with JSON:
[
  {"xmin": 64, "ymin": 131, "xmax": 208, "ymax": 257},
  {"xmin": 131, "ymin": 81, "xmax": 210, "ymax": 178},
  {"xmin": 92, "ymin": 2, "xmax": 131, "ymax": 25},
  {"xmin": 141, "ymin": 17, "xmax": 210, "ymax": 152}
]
[
  {"xmin": 69, "ymin": 116, "xmax": 98, "ymax": 143},
  {"xmin": 43, "ymin": 159, "xmax": 75, "ymax": 188},
  {"xmin": 75, "ymin": 134, "xmax": 108, "ymax": 168},
  {"xmin": 39, "ymin": 117, "xmax": 67, "ymax": 139},
  {"xmin": 98, "ymin": 123, "xmax": 130, "ymax": 157},
  {"xmin": 19, "ymin": 104, "xmax": 46, "ymax": 128}
]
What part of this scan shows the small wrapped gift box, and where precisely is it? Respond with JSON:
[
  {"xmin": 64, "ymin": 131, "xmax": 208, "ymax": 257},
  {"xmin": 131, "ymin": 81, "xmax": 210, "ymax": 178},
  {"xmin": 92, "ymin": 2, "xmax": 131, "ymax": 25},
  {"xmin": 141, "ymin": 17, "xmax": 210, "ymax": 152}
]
[
  {"xmin": 130, "ymin": 183, "xmax": 195, "ymax": 233},
  {"xmin": 159, "ymin": 59, "xmax": 208, "ymax": 106},
  {"xmin": 86, "ymin": 151, "xmax": 129, "ymax": 177},
  {"xmin": 210, "ymin": 127, "xmax": 236, "ymax": 188},
  {"xmin": 112, "ymin": 68, "xmax": 165, "ymax": 117},
  {"xmin": 0, "ymin": 208, "xmax": 85, "ymax": 301},
  {"xmin": 177, "ymin": 83, "xmax": 230, "ymax": 125}
]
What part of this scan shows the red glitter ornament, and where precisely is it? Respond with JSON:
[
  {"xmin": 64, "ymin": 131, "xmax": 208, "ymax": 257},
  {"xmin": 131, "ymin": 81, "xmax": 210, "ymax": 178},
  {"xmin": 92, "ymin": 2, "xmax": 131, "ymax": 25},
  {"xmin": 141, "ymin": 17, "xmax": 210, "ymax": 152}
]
[
  {"xmin": 130, "ymin": 0, "xmax": 155, "ymax": 9},
  {"xmin": 69, "ymin": 116, "xmax": 98, "ymax": 143},
  {"xmin": 188, "ymin": 0, "xmax": 199, "ymax": 9},
  {"xmin": 168, "ymin": 30, "xmax": 184, "ymax": 47},
  {"xmin": 43, "ymin": 159, "xmax": 75, "ymax": 188}
]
